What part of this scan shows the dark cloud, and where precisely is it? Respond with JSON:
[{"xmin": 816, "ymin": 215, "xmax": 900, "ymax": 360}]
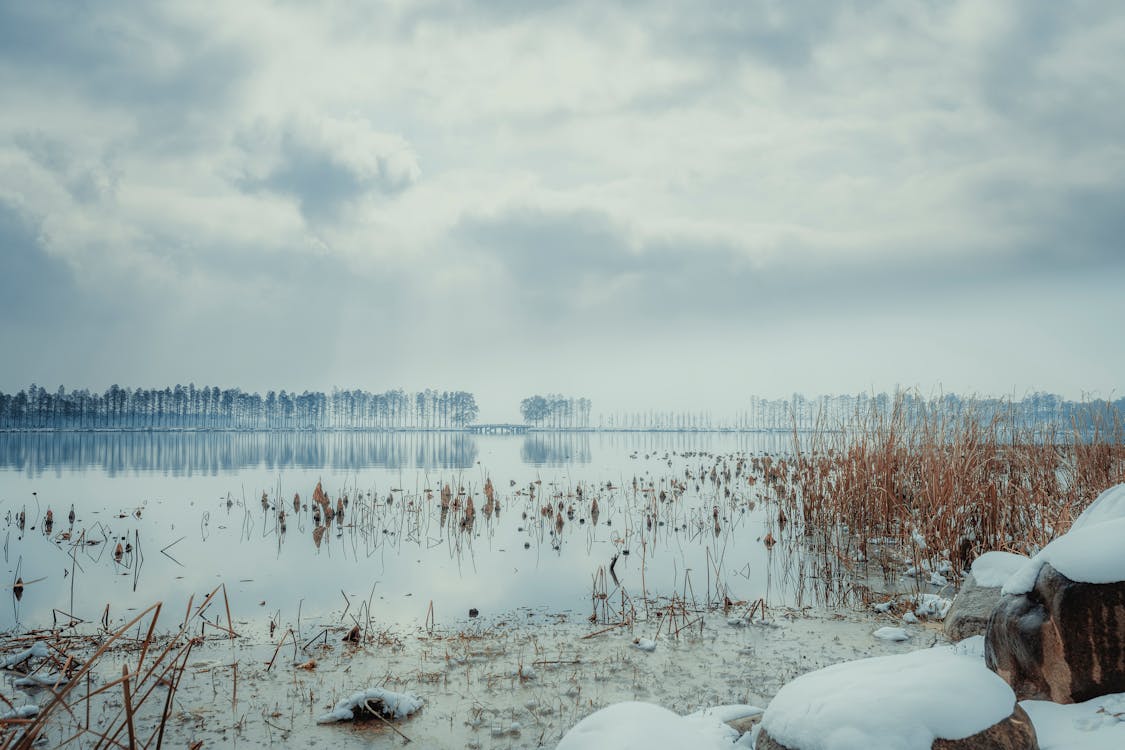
[
  {"xmin": 0, "ymin": 201, "xmax": 67, "ymax": 323},
  {"xmin": 455, "ymin": 199, "xmax": 1125, "ymax": 334},
  {"xmin": 13, "ymin": 132, "xmax": 117, "ymax": 204},
  {"xmin": 234, "ymin": 117, "xmax": 420, "ymax": 224},
  {"xmin": 655, "ymin": 0, "xmax": 841, "ymax": 71},
  {"xmin": 0, "ymin": 2, "xmax": 250, "ymax": 146}
]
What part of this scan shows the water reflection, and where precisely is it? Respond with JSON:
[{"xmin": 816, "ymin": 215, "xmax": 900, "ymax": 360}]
[
  {"xmin": 0, "ymin": 431, "xmax": 481, "ymax": 476},
  {"xmin": 521, "ymin": 433, "xmax": 592, "ymax": 465},
  {"xmin": 0, "ymin": 430, "xmax": 798, "ymax": 476}
]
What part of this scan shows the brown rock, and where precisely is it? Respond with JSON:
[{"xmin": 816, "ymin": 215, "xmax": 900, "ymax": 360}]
[
  {"xmin": 725, "ymin": 712, "xmax": 762, "ymax": 736},
  {"xmin": 932, "ymin": 706, "xmax": 1038, "ymax": 749},
  {"xmin": 756, "ymin": 705, "xmax": 1037, "ymax": 750},
  {"xmin": 986, "ymin": 562, "xmax": 1125, "ymax": 702}
]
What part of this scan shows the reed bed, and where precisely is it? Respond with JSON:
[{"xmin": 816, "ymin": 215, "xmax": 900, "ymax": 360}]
[{"xmin": 770, "ymin": 395, "xmax": 1125, "ymax": 589}]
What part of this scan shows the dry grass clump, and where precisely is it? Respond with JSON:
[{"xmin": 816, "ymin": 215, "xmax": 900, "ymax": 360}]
[
  {"xmin": 779, "ymin": 394, "xmax": 1124, "ymax": 582},
  {"xmin": 1, "ymin": 584, "xmax": 238, "ymax": 750}
]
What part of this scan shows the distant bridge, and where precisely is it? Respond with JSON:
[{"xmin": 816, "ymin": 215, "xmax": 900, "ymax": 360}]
[{"xmin": 467, "ymin": 423, "xmax": 529, "ymax": 435}]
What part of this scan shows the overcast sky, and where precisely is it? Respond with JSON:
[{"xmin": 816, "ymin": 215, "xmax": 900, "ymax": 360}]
[{"xmin": 1, "ymin": 1, "xmax": 1123, "ymax": 420}]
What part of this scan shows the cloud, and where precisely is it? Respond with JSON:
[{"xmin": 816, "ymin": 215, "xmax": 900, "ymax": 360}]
[
  {"xmin": 0, "ymin": 200, "xmax": 67, "ymax": 323},
  {"xmin": 234, "ymin": 114, "xmax": 421, "ymax": 223},
  {"xmin": 1, "ymin": 0, "xmax": 1124, "ymax": 405}
]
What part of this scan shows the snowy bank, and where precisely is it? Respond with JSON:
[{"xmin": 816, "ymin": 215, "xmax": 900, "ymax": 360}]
[{"xmin": 1022, "ymin": 693, "xmax": 1125, "ymax": 750}]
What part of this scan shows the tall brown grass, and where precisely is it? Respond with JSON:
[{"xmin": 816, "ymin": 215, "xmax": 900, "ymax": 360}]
[{"xmin": 778, "ymin": 394, "xmax": 1125, "ymax": 583}]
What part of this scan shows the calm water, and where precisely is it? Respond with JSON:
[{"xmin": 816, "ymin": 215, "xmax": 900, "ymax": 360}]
[{"xmin": 0, "ymin": 431, "xmax": 799, "ymax": 632}]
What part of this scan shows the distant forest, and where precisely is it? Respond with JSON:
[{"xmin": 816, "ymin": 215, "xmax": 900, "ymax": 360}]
[
  {"xmin": 0, "ymin": 385, "xmax": 478, "ymax": 430},
  {"xmin": 0, "ymin": 384, "xmax": 1120, "ymax": 434}
]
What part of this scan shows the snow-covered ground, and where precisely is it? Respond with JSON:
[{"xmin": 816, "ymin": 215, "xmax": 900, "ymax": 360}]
[
  {"xmin": 557, "ymin": 483, "xmax": 1125, "ymax": 749},
  {"xmin": 557, "ymin": 646, "xmax": 1125, "ymax": 749}
]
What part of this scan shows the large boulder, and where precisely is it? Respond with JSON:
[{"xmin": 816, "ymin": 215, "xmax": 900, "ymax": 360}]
[
  {"xmin": 758, "ymin": 647, "xmax": 1036, "ymax": 750},
  {"xmin": 986, "ymin": 562, "xmax": 1125, "ymax": 703},
  {"xmin": 756, "ymin": 706, "xmax": 1037, "ymax": 750},
  {"xmin": 986, "ymin": 511, "xmax": 1125, "ymax": 703}
]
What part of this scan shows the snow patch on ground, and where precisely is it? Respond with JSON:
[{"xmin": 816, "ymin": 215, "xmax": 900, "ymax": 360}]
[
  {"xmin": 951, "ymin": 635, "xmax": 986, "ymax": 660},
  {"xmin": 1023, "ymin": 692, "xmax": 1125, "ymax": 750},
  {"xmin": 970, "ymin": 551, "xmax": 1029, "ymax": 588},
  {"xmin": 761, "ymin": 647, "xmax": 1015, "ymax": 750},
  {"xmin": 873, "ymin": 626, "xmax": 910, "ymax": 641},
  {"xmin": 1, "ymin": 642, "xmax": 48, "ymax": 669},
  {"xmin": 556, "ymin": 701, "xmax": 740, "ymax": 750},
  {"xmin": 685, "ymin": 704, "xmax": 764, "ymax": 724}
]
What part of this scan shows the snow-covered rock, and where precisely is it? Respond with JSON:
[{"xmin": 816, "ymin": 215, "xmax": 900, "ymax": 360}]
[
  {"xmin": 757, "ymin": 647, "xmax": 1033, "ymax": 750},
  {"xmin": 944, "ymin": 552, "xmax": 1029, "ymax": 642},
  {"xmin": 987, "ymin": 494, "xmax": 1125, "ymax": 704},
  {"xmin": 316, "ymin": 687, "xmax": 423, "ymax": 724},
  {"xmin": 1002, "ymin": 518, "xmax": 1125, "ymax": 596},
  {"xmin": 1070, "ymin": 483, "xmax": 1125, "ymax": 532}
]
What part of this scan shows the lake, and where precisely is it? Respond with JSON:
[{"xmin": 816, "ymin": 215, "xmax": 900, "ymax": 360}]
[{"xmin": 1, "ymin": 430, "xmax": 803, "ymax": 633}]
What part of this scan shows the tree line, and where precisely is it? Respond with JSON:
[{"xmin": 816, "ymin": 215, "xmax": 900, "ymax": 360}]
[
  {"xmin": 0, "ymin": 384, "xmax": 1119, "ymax": 434},
  {"xmin": 0, "ymin": 384, "xmax": 479, "ymax": 430},
  {"xmin": 519, "ymin": 395, "xmax": 593, "ymax": 428},
  {"xmin": 595, "ymin": 391, "xmax": 1124, "ymax": 434}
]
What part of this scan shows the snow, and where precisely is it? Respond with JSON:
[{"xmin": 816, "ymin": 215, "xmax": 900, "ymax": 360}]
[
  {"xmin": 1022, "ymin": 692, "xmax": 1125, "ymax": 750},
  {"xmin": 951, "ymin": 635, "xmax": 986, "ymax": 660},
  {"xmin": 970, "ymin": 551, "xmax": 1029, "ymax": 587},
  {"xmin": 685, "ymin": 704, "xmax": 764, "ymax": 724},
  {"xmin": 13, "ymin": 673, "xmax": 66, "ymax": 688},
  {"xmin": 873, "ymin": 626, "xmax": 909, "ymax": 641},
  {"xmin": 632, "ymin": 637, "xmax": 657, "ymax": 652},
  {"xmin": 1, "ymin": 642, "xmax": 49, "ymax": 669},
  {"xmin": 315, "ymin": 687, "xmax": 424, "ymax": 723},
  {"xmin": 761, "ymin": 647, "xmax": 1015, "ymax": 750},
  {"xmin": 556, "ymin": 701, "xmax": 740, "ymax": 750},
  {"xmin": 1003, "ymin": 516, "xmax": 1125, "ymax": 595},
  {"xmin": 1071, "ymin": 483, "xmax": 1125, "ymax": 531},
  {"xmin": 911, "ymin": 594, "xmax": 951, "ymax": 620},
  {"xmin": 0, "ymin": 704, "xmax": 38, "ymax": 720}
]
